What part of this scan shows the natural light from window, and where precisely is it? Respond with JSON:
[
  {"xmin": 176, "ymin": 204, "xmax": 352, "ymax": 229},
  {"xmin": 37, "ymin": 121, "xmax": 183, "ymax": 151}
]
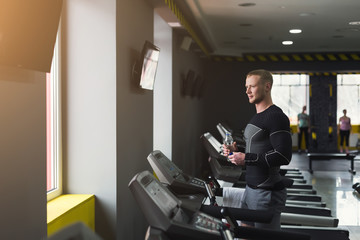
[
  {"xmin": 272, "ymin": 74, "xmax": 310, "ymax": 125},
  {"xmin": 47, "ymin": 32, "xmax": 62, "ymax": 201},
  {"xmin": 337, "ymin": 74, "xmax": 360, "ymax": 125}
]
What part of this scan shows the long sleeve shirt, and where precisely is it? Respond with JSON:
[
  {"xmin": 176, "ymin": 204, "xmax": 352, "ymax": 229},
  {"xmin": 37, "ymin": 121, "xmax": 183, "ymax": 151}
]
[{"xmin": 243, "ymin": 105, "xmax": 292, "ymax": 189}]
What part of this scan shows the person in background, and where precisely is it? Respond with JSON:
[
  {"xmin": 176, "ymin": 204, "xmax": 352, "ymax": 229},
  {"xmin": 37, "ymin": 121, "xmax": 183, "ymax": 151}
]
[
  {"xmin": 222, "ymin": 69, "xmax": 292, "ymax": 230},
  {"xmin": 297, "ymin": 106, "xmax": 310, "ymax": 153},
  {"xmin": 338, "ymin": 109, "xmax": 351, "ymax": 153}
]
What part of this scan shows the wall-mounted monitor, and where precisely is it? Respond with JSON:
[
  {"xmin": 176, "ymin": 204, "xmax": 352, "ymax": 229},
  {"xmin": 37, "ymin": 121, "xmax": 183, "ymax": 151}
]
[{"xmin": 133, "ymin": 41, "xmax": 160, "ymax": 90}]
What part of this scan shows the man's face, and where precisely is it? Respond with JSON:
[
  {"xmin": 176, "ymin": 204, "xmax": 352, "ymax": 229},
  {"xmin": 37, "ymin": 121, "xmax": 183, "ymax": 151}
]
[{"xmin": 245, "ymin": 75, "xmax": 266, "ymax": 104}]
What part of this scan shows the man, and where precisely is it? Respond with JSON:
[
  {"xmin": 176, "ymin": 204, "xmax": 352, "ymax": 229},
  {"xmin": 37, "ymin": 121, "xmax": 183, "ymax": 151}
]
[
  {"xmin": 297, "ymin": 106, "xmax": 310, "ymax": 153},
  {"xmin": 223, "ymin": 69, "xmax": 292, "ymax": 230}
]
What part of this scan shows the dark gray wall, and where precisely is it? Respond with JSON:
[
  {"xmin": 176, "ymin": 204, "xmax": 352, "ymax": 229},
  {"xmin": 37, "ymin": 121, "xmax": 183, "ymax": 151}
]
[
  {"xmin": 171, "ymin": 32, "xmax": 208, "ymax": 178},
  {"xmin": 202, "ymin": 61, "xmax": 256, "ymax": 140},
  {"xmin": 116, "ymin": 1, "xmax": 154, "ymax": 239}
]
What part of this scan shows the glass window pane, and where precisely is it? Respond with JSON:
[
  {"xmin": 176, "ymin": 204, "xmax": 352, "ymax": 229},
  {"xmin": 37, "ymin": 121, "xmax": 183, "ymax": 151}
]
[
  {"xmin": 272, "ymin": 74, "xmax": 309, "ymax": 125},
  {"xmin": 281, "ymin": 75, "xmax": 299, "ymax": 85},
  {"xmin": 47, "ymin": 31, "xmax": 62, "ymax": 200},
  {"xmin": 337, "ymin": 74, "xmax": 360, "ymax": 124}
]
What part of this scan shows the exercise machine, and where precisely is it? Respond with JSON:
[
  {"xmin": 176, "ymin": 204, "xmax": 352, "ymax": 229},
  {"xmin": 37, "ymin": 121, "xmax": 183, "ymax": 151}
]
[
  {"xmin": 147, "ymin": 150, "xmax": 338, "ymax": 227},
  {"xmin": 307, "ymin": 153, "xmax": 356, "ymax": 174},
  {"xmin": 129, "ymin": 170, "xmax": 310, "ymax": 240}
]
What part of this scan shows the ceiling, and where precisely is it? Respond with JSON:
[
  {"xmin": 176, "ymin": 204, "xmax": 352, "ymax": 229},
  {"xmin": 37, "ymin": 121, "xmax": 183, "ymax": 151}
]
[{"xmin": 152, "ymin": 0, "xmax": 360, "ymax": 58}]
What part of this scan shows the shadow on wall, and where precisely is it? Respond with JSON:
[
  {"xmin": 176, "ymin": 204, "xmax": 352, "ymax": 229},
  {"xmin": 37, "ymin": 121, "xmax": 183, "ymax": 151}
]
[{"xmin": 181, "ymin": 69, "xmax": 206, "ymax": 99}]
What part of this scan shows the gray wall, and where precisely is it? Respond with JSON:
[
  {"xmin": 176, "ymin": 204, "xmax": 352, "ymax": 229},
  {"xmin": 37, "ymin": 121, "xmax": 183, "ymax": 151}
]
[
  {"xmin": 0, "ymin": 1, "xmax": 62, "ymax": 239},
  {"xmin": 61, "ymin": 0, "xmax": 117, "ymax": 239},
  {"xmin": 0, "ymin": 66, "xmax": 47, "ymax": 240},
  {"xmin": 171, "ymin": 32, "xmax": 208, "ymax": 178},
  {"xmin": 202, "ymin": 62, "xmax": 255, "ymax": 140},
  {"xmin": 116, "ymin": 0, "xmax": 154, "ymax": 239}
]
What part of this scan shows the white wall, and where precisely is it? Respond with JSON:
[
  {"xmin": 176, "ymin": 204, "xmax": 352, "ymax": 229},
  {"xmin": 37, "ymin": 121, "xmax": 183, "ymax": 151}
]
[
  {"xmin": 0, "ymin": 66, "xmax": 47, "ymax": 239},
  {"xmin": 154, "ymin": 12, "xmax": 173, "ymax": 159},
  {"xmin": 61, "ymin": 0, "xmax": 117, "ymax": 239}
]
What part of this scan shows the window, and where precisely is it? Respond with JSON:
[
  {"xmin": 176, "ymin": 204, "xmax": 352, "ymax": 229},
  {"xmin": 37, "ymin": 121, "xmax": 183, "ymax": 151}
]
[
  {"xmin": 337, "ymin": 74, "xmax": 360, "ymax": 124},
  {"xmin": 272, "ymin": 74, "xmax": 310, "ymax": 125},
  {"xmin": 47, "ymin": 32, "xmax": 62, "ymax": 201}
]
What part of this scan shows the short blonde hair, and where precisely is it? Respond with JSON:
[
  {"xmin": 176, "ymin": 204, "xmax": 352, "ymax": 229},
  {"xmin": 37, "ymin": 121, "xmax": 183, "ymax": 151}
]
[{"xmin": 247, "ymin": 69, "xmax": 273, "ymax": 86}]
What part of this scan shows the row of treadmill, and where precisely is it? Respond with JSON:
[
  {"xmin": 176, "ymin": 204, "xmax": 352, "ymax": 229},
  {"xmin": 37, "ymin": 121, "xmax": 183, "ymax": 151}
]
[{"xmin": 128, "ymin": 123, "xmax": 350, "ymax": 240}]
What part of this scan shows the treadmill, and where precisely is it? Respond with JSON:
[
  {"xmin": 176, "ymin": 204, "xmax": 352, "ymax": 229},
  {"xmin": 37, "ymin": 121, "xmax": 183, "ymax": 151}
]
[
  {"xmin": 129, "ymin": 170, "xmax": 311, "ymax": 240},
  {"xmin": 201, "ymin": 132, "xmax": 317, "ymax": 193},
  {"xmin": 147, "ymin": 150, "xmax": 340, "ymax": 227},
  {"xmin": 216, "ymin": 123, "xmax": 300, "ymax": 174},
  {"xmin": 216, "ymin": 123, "xmax": 246, "ymax": 149}
]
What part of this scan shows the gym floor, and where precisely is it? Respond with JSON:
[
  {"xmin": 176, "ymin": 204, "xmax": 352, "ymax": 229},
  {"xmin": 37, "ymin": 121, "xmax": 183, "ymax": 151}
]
[{"xmin": 287, "ymin": 152, "xmax": 360, "ymax": 240}]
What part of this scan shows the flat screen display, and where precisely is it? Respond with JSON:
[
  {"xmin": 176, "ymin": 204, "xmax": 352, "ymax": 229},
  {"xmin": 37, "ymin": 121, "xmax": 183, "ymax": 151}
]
[{"xmin": 139, "ymin": 41, "xmax": 160, "ymax": 90}]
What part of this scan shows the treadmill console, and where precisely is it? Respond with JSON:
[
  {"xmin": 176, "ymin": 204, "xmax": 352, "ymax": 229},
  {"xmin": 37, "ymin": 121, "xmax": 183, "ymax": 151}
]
[
  {"xmin": 201, "ymin": 132, "xmax": 244, "ymax": 182},
  {"xmin": 129, "ymin": 171, "xmax": 224, "ymax": 240},
  {"xmin": 216, "ymin": 123, "xmax": 229, "ymax": 140},
  {"xmin": 148, "ymin": 150, "xmax": 207, "ymax": 194}
]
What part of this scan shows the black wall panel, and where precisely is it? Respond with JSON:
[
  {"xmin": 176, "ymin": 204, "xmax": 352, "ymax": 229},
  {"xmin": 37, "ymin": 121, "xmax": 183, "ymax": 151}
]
[{"xmin": 309, "ymin": 75, "xmax": 337, "ymax": 152}]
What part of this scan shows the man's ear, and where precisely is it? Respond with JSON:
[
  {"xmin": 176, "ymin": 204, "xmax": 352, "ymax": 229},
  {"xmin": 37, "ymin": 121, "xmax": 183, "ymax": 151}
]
[{"xmin": 265, "ymin": 81, "xmax": 272, "ymax": 92}]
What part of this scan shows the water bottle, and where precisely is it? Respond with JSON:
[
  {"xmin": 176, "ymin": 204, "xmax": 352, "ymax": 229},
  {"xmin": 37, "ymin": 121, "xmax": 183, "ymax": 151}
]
[
  {"xmin": 224, "ymin": 132, "xmax": 234, "ymax": 146},
  {"xmin": 223, "ymin": 132, "xmax": 233, "ymax": 162}
]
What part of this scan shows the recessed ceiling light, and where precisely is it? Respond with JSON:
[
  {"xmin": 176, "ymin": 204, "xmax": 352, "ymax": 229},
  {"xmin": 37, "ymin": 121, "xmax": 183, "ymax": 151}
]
[
  {"xmin": 168, "ymin": 22, "xmax": 182, "ymax": 27},
  {"xmin": 349, "ymin": 21, "xmax": 360, "ymax": 25},
  {"xmin": 238, "ymin": 3, "xmax": 256, "ymax": 7},
  {"xmin": 299, "ymin": 13, "xmax": 315, "ymax": 17},
  {"xmin": 289, "ymin": 29, "xmax": 302, "ymax": 34},
  {"xmin": 282, "ymin": 41, "xmax": 293, "ymax": 45}
]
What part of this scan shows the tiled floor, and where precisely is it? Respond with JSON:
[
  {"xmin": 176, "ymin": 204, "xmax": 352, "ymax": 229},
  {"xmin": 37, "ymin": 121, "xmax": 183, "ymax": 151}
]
[{"xmin": 287, "ymin": 152, "xmax": 360, "ymax": 240}]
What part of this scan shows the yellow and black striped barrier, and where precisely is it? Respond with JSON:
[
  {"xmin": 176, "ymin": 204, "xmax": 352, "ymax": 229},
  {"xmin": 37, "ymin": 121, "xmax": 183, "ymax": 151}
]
[{"xmin": 211, "ymin": 52, "xmax": 360, "ymax": 62}]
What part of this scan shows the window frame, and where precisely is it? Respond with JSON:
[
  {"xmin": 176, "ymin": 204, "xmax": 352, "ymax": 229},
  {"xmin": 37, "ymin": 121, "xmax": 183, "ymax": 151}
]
[{"xmin": 47, "ymin": 30, "xmax": 62, "ymax": 201}]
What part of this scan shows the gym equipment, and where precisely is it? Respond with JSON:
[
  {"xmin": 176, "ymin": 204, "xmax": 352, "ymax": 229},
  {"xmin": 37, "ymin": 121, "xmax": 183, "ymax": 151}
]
[
  {"xmin": 147, "ymin": 150, "xmax": 338, "ymax": 227},
  {"xmin": 129, "ymin": 170, "xmax": 310, "ymax": 240},
  {"xmin": 201, "ymin": 132, "xmax": 314, "ymax": 189},
  {"xmin": 307, "ymin": 153, "xmax": 356, "ymax": 174}
]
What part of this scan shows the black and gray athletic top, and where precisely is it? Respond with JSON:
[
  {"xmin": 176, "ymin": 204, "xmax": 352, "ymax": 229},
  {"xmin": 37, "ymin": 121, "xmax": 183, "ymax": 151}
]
[{"xmin": 244, "ymin": 105, "xmax": 292, "ymax": 190}]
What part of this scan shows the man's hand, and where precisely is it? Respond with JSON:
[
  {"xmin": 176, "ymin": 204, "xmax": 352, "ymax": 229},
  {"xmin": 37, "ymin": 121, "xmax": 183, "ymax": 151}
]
[
  {"xmin": 222, "ymin": 142, "xmax": 238, "ymax": 156},
  {"xmin": 228, "ymin": 152, "xmax": 245, "ymax": 166}
]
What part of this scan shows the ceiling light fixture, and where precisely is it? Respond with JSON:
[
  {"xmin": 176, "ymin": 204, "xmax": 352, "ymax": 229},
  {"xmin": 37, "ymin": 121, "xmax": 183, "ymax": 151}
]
[
  {"xmin": 349, "ymin": 21, "xmax": 360, "ymax": 25},
  {"xmin": 238, "ymin": 3, "xmax": 256, "ymax": 7},
  {"xmin": 282, "ymin": 41, "xmax": 293, "ymax": 45},
  {"xmin": 299, "ymin": 13, "xmax": 315, "ymax": 17},
  {"xmin": 289, "ymin": 29, "xmax": 302, "ymax": 34},
  {"xmin": 168, "ymin": 22, "xmax": 182, "ymax": 27}
]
